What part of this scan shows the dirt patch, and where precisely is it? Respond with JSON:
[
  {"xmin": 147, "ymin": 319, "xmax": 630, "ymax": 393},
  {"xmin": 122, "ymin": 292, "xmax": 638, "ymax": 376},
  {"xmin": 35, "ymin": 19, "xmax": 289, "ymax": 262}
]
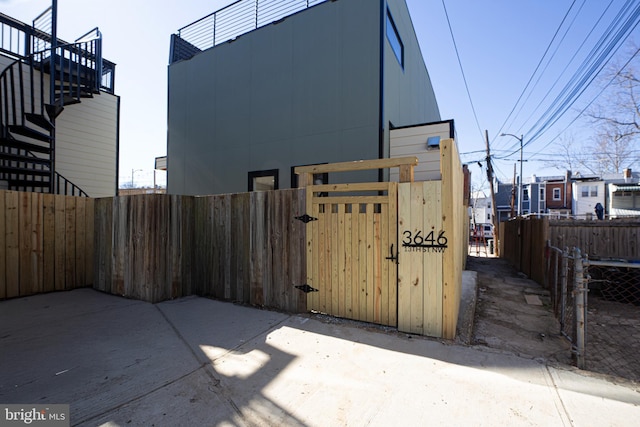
[{"xmin": 467, "ymin": 256, "xmax": 573, "ymax": 365}]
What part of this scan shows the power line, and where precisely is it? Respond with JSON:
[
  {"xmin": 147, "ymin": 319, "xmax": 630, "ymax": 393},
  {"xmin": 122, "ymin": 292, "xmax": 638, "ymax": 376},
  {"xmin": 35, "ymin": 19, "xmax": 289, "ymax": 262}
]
[
  {"xmin": 441, "ymin": 0, "xmax": 484, "ymax": 140},
  {"xmin": 522, "ymin": 1, "xmax": 640, "ymax": 147},
  {"xmin": 493, "ymin": 0, "xmax": 578, "ymax": 146},
  {"xmin": 528, "ymin": 45, "xmax": 640, "ymax": 158}
]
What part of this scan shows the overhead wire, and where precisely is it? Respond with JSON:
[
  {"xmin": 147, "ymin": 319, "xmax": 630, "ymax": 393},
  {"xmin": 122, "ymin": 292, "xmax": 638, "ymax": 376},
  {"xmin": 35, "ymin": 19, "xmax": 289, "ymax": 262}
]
[
  {"xmin": 527, "ymin": 45, "xmax": 640, "ymax": 157},
  {"xmin": 521, "ymin": 0, "xmax": 640, "ymax": 148},
  {"xmin": 441, "ymin": 0, "xmax": 484, "ymax": 141},
  {"xmin": 496, "ymin": 0, "xmax": 640, "ymax": 158},
  {"xmin": 493, "ymin": 0, "xmax": 578, "ymax": 147}
]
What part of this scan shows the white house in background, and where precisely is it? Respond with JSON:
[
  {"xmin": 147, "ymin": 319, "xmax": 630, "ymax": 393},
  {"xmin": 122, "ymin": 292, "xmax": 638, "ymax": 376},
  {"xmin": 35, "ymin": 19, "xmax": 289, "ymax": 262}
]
[
  {"xmin": 571, "ymin": 169, "xmax": 640, "ymax": 219},
  {"xmin": 572, "ymin": 175, "xmax": 605, "ymax": 219},
  {"xmin": 470, "ymin": 192, "xmax": 492, "ymax": 227},
  {"xmin": 607, "ymin": 168, "xmax": 640, "ymax": 218}
]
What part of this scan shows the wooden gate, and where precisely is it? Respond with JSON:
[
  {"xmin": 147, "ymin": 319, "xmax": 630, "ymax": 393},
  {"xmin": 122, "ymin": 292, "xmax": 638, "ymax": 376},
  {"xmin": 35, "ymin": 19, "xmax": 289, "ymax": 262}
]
[{"xmin": 295, "ymin": 158, "xmax": 418, "ymax": 327}]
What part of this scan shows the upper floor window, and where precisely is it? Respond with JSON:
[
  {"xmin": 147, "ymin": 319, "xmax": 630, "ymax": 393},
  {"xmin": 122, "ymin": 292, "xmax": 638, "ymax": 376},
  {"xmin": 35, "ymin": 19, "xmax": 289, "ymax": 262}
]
[
  {"xmin": 523, "ymin": 188, "xmax": 529, "ymax": 201},
  {"xmin": 539, "ymin": 188, "xmax": 545, "ymax": 201},
  {"xmin": 581, "ymin": 185, "xmax": 598, "ymax": 197},
  {"xmin": 386, "ymin": 9, "xmax": 404, "ymax": 68},
  {"xmin": 553, "ymin": 188, "xmax": 561, "ymax": 200}
]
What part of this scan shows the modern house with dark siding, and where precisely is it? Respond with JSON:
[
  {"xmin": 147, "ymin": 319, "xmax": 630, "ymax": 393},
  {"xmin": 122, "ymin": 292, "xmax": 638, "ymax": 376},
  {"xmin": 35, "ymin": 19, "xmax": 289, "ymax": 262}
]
[{"xmin": 167, "ymin": 0, "xmax": 441, "ymax": 195}]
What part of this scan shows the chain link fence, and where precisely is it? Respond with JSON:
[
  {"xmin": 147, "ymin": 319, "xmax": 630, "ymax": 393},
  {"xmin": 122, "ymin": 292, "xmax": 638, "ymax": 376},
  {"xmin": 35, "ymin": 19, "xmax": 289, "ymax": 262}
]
[
  {"xmin": 545, "ymin": 245, "xmax": 640, "ymax": 381},
  {"xmin": 585, "ymin": 260, "xmax": 640, "ymax": 382}
]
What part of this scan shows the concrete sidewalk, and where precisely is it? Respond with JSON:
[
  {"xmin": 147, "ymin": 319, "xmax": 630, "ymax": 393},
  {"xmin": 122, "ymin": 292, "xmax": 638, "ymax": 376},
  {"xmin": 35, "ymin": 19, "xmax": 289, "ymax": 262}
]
[{"xmin": 1, "ymin": 288, "xmax": 639, "ymax": 426}]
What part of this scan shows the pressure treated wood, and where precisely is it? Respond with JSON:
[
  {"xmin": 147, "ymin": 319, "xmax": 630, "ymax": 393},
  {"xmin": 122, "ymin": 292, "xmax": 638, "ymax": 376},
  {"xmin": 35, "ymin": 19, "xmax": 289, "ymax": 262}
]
[
  {"xmin": 0, "ymin": 190, "xmax": 93, "ymax": 299},
  {"xmin": 303, "ymin": 181, "xmax": 398, "ymax": 326},
  {"xmin": 397, "ymin": 138, "xmax": 464, "ymax": 339}
]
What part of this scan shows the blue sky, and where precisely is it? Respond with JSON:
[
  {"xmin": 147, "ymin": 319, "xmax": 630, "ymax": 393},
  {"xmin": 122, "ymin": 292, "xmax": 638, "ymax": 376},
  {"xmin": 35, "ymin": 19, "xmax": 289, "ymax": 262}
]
[{"xmin": 2, "ymin": 0, "xmax": 638, "ymax": 188}]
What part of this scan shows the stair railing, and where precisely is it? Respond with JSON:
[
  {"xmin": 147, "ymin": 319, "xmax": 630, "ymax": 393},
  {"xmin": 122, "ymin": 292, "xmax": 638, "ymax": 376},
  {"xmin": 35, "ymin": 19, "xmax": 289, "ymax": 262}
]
[{"xmin": 0, "ymin": 37, "xmax": 102, "ymax": 197}]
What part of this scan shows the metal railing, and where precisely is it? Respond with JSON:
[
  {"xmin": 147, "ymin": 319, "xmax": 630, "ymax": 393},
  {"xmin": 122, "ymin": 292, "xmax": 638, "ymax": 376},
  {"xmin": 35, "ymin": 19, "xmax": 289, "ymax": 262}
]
[
  {"xmin": 0, "ymin": 12, "xmax": 115, "ymax": 94},
  {"xmin": 171, "ymin": 0, "xmax": 328, "ymax": 63}
]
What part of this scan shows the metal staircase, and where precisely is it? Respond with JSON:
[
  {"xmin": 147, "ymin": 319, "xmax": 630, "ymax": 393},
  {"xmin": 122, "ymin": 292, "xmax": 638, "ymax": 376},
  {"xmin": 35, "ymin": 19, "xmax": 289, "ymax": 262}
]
[{"xmin": 0, "ymin": 16, "xmax": 103, "ymax": 196}]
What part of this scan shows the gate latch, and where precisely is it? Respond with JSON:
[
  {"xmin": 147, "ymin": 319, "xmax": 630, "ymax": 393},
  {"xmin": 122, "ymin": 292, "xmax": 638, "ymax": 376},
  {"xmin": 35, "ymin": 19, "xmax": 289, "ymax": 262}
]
[
  {"xmin": 294, "ymin": 214, "xmax": 318, "ymax": 223},
  {"xmin": 385, "ymin": 244, "xmax": 399, "ymax": 265},
  {"xmin": 295, "ymin": 284, "xmax": 319, "ymax": 293}
]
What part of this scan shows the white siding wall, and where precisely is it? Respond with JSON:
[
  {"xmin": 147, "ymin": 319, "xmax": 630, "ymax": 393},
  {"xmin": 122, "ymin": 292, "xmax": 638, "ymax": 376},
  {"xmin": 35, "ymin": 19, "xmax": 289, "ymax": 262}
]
[
  {"xmin": 55, "ymin": 93, "xmax": 119, "ymax": 197},
  {"xmin": 572, "ymin": 181, "xmax": 605, "ymax": 218},
  {"xmin": 389, "ymin": 122, "xmax": 450, "ymax": 181}
]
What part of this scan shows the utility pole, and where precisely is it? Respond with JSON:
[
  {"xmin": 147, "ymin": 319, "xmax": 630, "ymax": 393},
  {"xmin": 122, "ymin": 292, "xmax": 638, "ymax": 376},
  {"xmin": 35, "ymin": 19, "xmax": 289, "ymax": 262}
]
[
  {"xmin": 485, "ymin": 130, "xmax": 499, "ymax": 256},
  {"xmin": 510, "ymin": 163, "xmax": 516, "ymax": 218},
  {"xmin": 500, "ymin": 133, "xmax": 524, "ymax": 216}
]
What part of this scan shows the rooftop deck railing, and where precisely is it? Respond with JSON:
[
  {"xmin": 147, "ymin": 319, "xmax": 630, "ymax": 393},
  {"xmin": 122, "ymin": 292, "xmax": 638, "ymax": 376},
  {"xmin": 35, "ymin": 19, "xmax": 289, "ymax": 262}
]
[
  {"xmin": 171, "ymin": 0, "xmax": 328, "ymax": 63},
  {"xmin": 0, "ymin": 12, "xmax": 116, "ymax": 94}
]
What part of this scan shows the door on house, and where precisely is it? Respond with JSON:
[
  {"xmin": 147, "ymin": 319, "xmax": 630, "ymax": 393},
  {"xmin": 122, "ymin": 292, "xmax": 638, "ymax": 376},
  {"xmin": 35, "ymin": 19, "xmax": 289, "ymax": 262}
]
[{"xmin": 304, "ymin": 181, "xmax": 399, "ymax": 326}]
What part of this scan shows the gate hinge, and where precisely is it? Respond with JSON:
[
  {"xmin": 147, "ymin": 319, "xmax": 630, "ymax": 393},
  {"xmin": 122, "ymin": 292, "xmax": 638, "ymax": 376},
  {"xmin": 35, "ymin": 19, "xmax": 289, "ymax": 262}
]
[
  {"xmin": 294, "ymin": 214, "xmax": 318, "ymax": 223},
  {"xmin": 295, "ymin": 284, "xmax": 318, "ymax": 293}
]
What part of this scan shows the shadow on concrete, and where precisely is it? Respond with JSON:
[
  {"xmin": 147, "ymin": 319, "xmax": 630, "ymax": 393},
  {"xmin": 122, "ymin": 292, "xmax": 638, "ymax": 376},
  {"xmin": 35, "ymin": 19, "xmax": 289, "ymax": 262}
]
[{"xmin": 1, "ymin": 275, "xmax": 638, "ymax": 426}]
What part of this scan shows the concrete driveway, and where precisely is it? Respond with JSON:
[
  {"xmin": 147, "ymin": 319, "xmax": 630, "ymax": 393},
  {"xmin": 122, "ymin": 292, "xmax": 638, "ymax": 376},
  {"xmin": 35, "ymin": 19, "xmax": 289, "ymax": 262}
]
[{"xmin": 1, "ymin": 288, "xmax": 639, "ymax": 426}]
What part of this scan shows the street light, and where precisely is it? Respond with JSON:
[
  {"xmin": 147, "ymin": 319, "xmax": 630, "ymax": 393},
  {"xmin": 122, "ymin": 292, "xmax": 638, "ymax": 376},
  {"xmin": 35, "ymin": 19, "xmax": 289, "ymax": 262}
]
[
  {"xmin": 131, "ymin": 168, "xmax": 143, "ymax": 188},
  {"xmin": 501, "ymin": 133, "xmax": 524, "ymax": 216}
]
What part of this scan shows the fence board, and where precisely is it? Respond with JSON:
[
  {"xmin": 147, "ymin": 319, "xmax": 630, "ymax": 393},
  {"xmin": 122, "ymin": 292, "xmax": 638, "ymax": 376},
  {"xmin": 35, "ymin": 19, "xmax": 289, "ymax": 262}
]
[
  {"xmin": 424, "ymin": 182, "xmax": 443, "ymax": 337},
  {"xmin": 0, "ymin": 192, "xmax": 5, "ymax": 299},
  {"xmin": 0, "ymin": 191, "xmax": 94, "ymax": 300},
  {"xmin": 75, "ymin": 197, "xmax": 86, "ymax": 289},
  {"xmin": 42, "ymin": 194, "xmax": 56, "ymax": 293},
  {"xmin": 64, "ymin": 196, "xmax": 76, "ymax": 289},
  {"xmin": 167, "ymin": 195, "xmax": 183, "ymax": 299},
  {"xmin": 250, "ymin": 191, "xmax": 266, "ymax": 306},
  {"xmin": 410, "ymin": 184, "xmax": 425, "ymax": 335},
  {"xmin": 18, "ymin": 192, "xmax": 32, "ymax": 296},
  {"xmin": 88, "ymin": 191, "xmax": 306, "ymax": 309},
  {"xmin": 54, "ymin": 195, "xmax": 66, "ymax": 291},
  {"xmin": 85, "ymin": 197, "xmax": 95, "ymax": 286},
  {"xmin": 365, "ymin": 204, "xmax": 374, "ymax": 323},
  {"xmin": 502, "ymin": 217, "xmax": 638, "ymax": 288},
  {"xmin": 5, "ymin": 192, "xmax": 19, "ymax": 298},
  {"xmin": 32, "ymin": 193, "xmax": 43, "ymax": 295}
]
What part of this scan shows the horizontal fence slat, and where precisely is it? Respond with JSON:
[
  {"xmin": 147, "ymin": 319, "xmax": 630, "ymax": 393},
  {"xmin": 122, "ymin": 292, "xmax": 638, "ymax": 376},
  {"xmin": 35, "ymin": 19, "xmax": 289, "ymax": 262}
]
[
  {"xmin": 310, "ymin": 182, "xmax": 391, "ymax": 193},
  {"xmin": 312, "ymin": 196, "xmax": 389, "ymax": 205}
]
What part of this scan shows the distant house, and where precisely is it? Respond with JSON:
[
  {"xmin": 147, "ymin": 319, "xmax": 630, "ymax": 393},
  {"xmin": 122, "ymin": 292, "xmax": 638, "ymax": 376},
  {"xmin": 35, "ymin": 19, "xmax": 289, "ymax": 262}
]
[
  {"xmin": 492, "ymin": 168, "xmax": 640, "ymax": 220},
  {"xmin": 167, "ymin": 0, "xmax": 442, "ymax": 195},
  {"xmin": 606, "ymin": 168, "xmax": 640, "ymax": 218},
  {"xmin": 571, "ymin": 173, "xmax": 604, "ymax": 219},
  {"xmin": 495, "ymin": 180, "xmax": 515, "ymax": 222},
  {"xmin": 543, "ymin": 172, "xmax": 573, "ymax": 218},
  {"xmin": 0, "ymin": 9, "xmax": 119, "ymax": 197},
  {"xmin": 470, "ymin": 192, "xmax": 492, "ymax": 226}
]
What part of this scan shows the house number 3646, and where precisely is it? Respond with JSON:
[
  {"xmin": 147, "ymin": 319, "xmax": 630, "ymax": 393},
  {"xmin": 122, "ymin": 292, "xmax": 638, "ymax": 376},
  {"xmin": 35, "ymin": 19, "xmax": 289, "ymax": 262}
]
[{"xmin": 402, "ymin": 230, "xmax": 448, "ymax": 247}]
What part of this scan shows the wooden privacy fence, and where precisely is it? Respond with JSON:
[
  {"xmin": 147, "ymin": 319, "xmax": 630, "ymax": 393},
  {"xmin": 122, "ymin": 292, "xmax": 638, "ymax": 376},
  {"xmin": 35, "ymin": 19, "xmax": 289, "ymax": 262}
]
[
  {"xmin": 296, "ymin": 139, "xmax": 466, "ymax": 339},
  {"xmin": 94, "ymin": 190, "xmax": 307, "ymax": 311},
  {"xmin": 500, "ymin": 216, "xmax": 640, "ymax": 286},
  {"xmin": 397, "ymin": 139, "xmax": 466, "ymax": 339},
  {"xmin": 0, "ymin": 190, "xmax": 94, "ymax": 299}
]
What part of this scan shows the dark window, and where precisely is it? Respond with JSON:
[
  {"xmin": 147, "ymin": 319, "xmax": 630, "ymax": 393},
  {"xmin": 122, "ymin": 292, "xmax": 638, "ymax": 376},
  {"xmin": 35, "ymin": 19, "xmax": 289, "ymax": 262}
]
[
  {"xmin": 386, "ymin": 9, "xmax": 404, "ymax": 68},
  {"xmin": 249, "ymin": 169, "xmax": 279, "ymax": 191}
]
